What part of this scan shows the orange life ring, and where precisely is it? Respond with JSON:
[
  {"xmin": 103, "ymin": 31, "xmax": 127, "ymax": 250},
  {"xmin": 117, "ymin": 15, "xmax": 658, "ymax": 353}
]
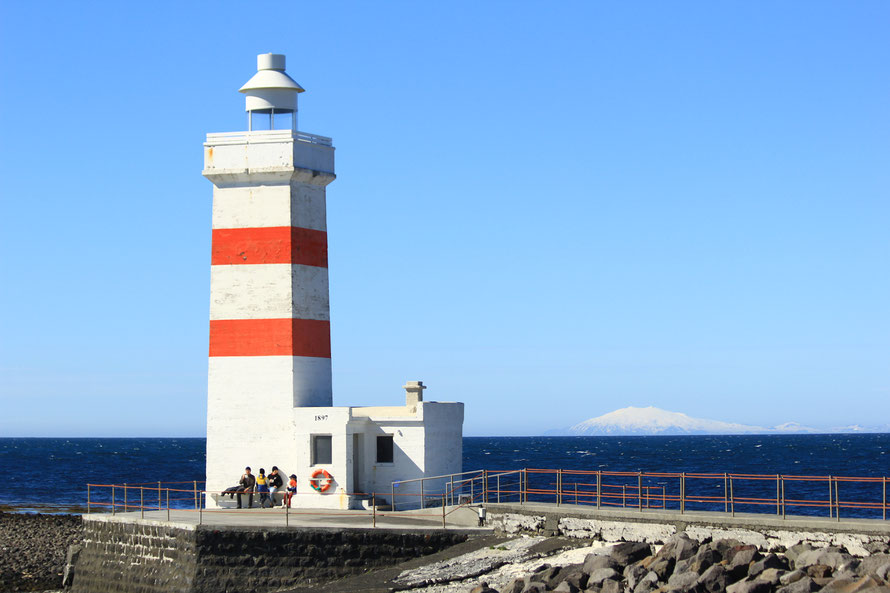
[{"xmin": 309, "ymin": 469, "xmax": 333, "ymax": 492}]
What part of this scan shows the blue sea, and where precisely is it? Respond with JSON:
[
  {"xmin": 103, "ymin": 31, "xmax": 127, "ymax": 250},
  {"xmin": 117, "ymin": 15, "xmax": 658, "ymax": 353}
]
[{"xmin": 1, "ymin": 434, "xmax": 887, "ymax": 519}]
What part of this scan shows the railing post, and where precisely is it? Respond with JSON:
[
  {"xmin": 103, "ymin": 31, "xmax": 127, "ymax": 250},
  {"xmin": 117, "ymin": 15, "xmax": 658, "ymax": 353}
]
[
  {"xmin": 622, "ymin": 484, "xmax": 626, "ymax": 508},
  {"xmin": 884, "ymin": 476, "xmax": 887, "ymax": 521},
  {"xmin": 158, "ymin": 481, "xmax": 161, "ymax": 511},
  {"xmin": 484, "ymin": 470, "xmax": 489, "ymax": 504},
  {"xmin": 557, "ymin": 469, "xmax": 562, "ymax": 506},
  {"xmin": 781, "ymin": 476, "xmax": 786, "ymax": 519},
  {"xmin": 140, "ymin": 487, "xmax": 144, "ymax": 519},
  {"xmin": 729, "ymin": 476, "xmax": 734, "ymax": 517},
  {"xmin": 680, "ymin": 473, "xmax": 685, "ymax": 514},
  {"xmin": 638, "ymin": 473, "xmax": 643, "ymax": 512},
  {"xmin": 596, "ymin": 472, "xmax": 601, "ymax": 509},
  {"xmin": 199, "ymin": 491, "xmax": 203, "ymax": 525},
  {"xmin": 442, "ymin": 495, "xmax": 446, "ymax": 528},
  {"xmin": 575, "ymin": 481, "xmax": 578, "ymax": 505},
  {"xmin": 828, "ymin": 475, "xmax": 833, "ymax": 519},
  {"xmin": 835, "ymin": 478, "xmax": 840, "ymax": 522},
  {"xmin": 372, "ymin": 494, "xmax": 376, "ymax": 528},
  {"xmin": 776, "ymin": 475, "xmax": 780, "ymax": 516},
  {"xmin": 724, "ymin": 473, "xmax": 728, "ymax": 513},
  {"xmin": 450, "ymin": 475, "xmax": 454, "ymax": 507},
  {"xmin": 420, "ymin": 478, "xmax": 425, "ymax": 509},
  {"xmin": 497, "ymin": 474, "xmax": 501, "ymax": 504},
  {"xmin": 391, "ymin": 483, "xmax": 395, "ymax": 512},
  {"xmin": 194, "ymin": 480, "xmax": 198, "ymax": 511},
  {"xmin": 166, "ymin": 488, "xmax": 170, "ymax": 521},
  {"xmin": 87, "ymin": 484, "xmax": 91, "ymax": 514},
  {"xmin": 124, "ymin": 484, "xmax": 128, "ymax": 512},
  {"xmin": 112, "ymin": 485, "xmax": 115, "ymax": 515}
]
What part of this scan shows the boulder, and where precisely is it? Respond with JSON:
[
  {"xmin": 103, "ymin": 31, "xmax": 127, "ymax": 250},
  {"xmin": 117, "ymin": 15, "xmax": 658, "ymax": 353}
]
[
  {"xmin": 502, "ymin": 577, "xmax": 528, "ymax": 593},
  {"xmin": 759, "ymin": 568, "xmax": 786, "ymax": 586},
  {"xmin": 520, "ymin": 582, "xmax": 547, "ymax": 593},
  {"xmin": 784, "ymin": 544, "xmax": 816, "ymax": 566},
  {"xmin": 726, "ymin": 578, "xmax": 773, "ymax": 593},
  {"xmin": 749, "ymin": 554, "xmax": 788, "ymax": 578},
  {"xmin": 633, "ymin": 571, "xmax": 660, "ymax": 593},
  {"xmin": 553, "ymin": 581, "xmax": 581, "ymax": 593},
  {"xmin": 876, "ymin": 564, "xmax": 890, "ymax": 581},
  {"xmin": 611, "ymin": 542, "xmax": 654, "ymax": 567},
  {"xmin": 806, "ymin": 564, "xmax": 833, "ymax": 579},
  {"xmin": 601, "ymin": 579, "xmax": 623, "ymax": 593},
  {"xmin": 858, "ymin": 554, "xmax": 890, "ymax": 577},
  {"xmin": 585, "ymin": 554, "xmax": 621, "ymax": 574},
  {"xmin": 587, "ymin": 568, "xmax": 620, "ymax": 586},
  {"xmin": 469, "ymin": 582, "xmax": 499, "ymax": 593},
  {"xmin": 560, "ymin": 565, "xmax": 590, "ymax": 590},
  {"xmin": 697, "ymin": 565, "xmax": 730, "ymax": 593},
  {"xmin": 689, "ymin": 548, "xmax": 721, "ymax": 575},
  {"xmin": 864, "ymin": 542, "xmax": 890, "ymax": 555},
  {"xmin": 779, "ymin": 570, "xmax": 806, "ymax": 586},
  {"xmin": 657, "ymin": 533, "xmax": 700, "ymax": 563},
  {"xmin": 795, "ymin": 549, "xmax": 852, "ymax": 571},
  {"xmin": 776, "ymin": 576, "xmax": 817, "ymax": 593},
  {"xmin": 649, "ymin": 557, "xmax": 677, "ymax": 580},
  {"xmin": 821, "ymin": 575, "xmax": 886, "ymax": 593},
  {"xmin": 726, "ymin": 545, "xmax": 761, "ymax": 567},
  {"xmin": 710, "ymin": 539, "xmax": 745, "ymax": 558},
  {"xmin": 666, "ymin": 570, "xmax": 699, "ymax": 591},
  {"xmin": 625, "ymin": 562, "xmax": 651, "ymax": 591}
]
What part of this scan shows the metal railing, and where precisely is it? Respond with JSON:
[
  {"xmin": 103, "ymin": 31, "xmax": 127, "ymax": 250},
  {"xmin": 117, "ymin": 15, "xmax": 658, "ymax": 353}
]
[
  {"xmin": 205, "ymin": 130, "xmax": 333, "ymax": 146},
  {"xmin": 84, "ymin": 482, "xmax": 478, "ymax": 529}
]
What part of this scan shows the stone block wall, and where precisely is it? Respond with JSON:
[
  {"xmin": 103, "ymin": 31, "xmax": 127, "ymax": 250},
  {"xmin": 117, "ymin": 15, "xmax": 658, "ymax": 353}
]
[{"xmin": 71, "ymin": 516, "xmax": 468, "ymax": 593}]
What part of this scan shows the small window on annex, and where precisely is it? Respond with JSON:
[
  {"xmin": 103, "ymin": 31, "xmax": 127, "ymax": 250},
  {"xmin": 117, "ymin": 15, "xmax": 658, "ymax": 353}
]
[
  {"xmin": 312, "ymin": 435, "xmax": 332, "ymax": 465},
  {"xmin": 376, "ymin": 435, "xmax": 394, "ymax": 463}
]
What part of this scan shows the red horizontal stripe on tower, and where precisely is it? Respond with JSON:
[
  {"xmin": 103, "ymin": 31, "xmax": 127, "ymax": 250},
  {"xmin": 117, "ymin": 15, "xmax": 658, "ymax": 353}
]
[
  {"xmin": 211, "ymin": 227, "xmax": 328, "ymax": 267},
  {"xmin": 209, "ymin": 318, "xmax": 331, "ymax": 358}
]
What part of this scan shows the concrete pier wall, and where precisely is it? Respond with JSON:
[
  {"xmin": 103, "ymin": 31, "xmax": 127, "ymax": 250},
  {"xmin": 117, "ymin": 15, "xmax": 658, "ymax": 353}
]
[
  {"xmin": 485, "ymin": 503, "xmax": 890, "ymax": 556},
  {"xmin": 71, "ymin": 515, "xmax": 469, "ymax": 593}
]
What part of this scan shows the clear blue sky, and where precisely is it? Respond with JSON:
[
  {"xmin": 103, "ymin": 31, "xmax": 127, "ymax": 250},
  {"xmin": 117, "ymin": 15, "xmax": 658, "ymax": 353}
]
[{"xmin": 1, "ymin": 1, "xmax": 887, "ymax": 437}]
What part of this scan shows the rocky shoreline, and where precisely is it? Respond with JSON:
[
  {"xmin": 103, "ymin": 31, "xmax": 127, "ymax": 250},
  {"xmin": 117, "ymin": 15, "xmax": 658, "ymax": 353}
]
[
  {"xmin": 0, "ymin": 512, "xmax": 82, "ymax": 593},
  {"xmin": 459, "ymin": 533, "xmax": 890, "ymax": 593}
]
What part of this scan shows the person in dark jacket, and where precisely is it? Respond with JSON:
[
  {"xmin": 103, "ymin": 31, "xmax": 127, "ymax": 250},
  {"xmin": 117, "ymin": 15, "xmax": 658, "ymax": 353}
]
[
  {"xmin": 268, "ymin": 466, "xmax": 284, "ymax": 507},
  {"xmin": 237, "ymin": 467, "xmax": 256, "ymax": 509}
]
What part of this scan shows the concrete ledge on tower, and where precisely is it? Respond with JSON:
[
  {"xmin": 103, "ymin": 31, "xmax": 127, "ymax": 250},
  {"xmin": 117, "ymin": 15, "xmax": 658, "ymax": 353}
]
[{"xmin": 203, "ymin": 130, "xmax": 335, "ymax": 187}]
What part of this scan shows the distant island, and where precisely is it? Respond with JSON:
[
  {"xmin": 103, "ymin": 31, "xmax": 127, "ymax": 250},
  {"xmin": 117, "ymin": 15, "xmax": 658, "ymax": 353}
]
[{"xmin": 548, "ymin": 406, "xmax": 890, "ymax": 436}]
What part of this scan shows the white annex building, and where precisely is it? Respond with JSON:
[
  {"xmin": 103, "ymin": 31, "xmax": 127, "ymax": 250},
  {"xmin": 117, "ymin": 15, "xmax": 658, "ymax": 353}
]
[{"xmin": 202, "ymin": 54, "xmax": 464, "ymax": 509}]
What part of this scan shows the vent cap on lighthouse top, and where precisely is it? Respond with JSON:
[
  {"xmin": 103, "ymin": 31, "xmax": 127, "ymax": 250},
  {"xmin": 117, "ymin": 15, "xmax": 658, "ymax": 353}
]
[{"xmin": 239, "ymin": 53, "xmax": 304, "ymax": 113}]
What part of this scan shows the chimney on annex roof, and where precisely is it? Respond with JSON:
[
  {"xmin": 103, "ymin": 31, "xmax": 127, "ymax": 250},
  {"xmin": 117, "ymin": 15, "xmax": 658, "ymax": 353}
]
[{"xmin": 239, "ymin": 53, "xmax": 305, "ymax": 131}]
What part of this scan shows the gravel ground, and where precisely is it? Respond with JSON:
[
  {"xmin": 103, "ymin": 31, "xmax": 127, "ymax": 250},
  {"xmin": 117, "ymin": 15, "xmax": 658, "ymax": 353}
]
[{"xmin": 0, "ymin": 512, "xmax": 82, "ymax": 593}]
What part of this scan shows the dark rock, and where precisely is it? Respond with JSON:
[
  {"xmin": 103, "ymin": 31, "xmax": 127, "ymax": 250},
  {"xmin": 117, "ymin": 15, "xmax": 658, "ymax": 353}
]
[
  {"xmin": 759, "ymin": 568, "xmax": 786, "ymax": 586},
  {"xmin": 626, "ymin": 562, "xmax": 651, "ymax": 590},
  {"xmin": 560, "ymin": 565, "xmax": 590, "ymax": 590},
  {"xmin": 689, "ymin": 548, "xmax": 722, "ymax": 575},
  {"xmin": 776, "ymin": 576, "xmax": 818, "ymax": 593},
  {"xmin": 658, "ymin": 533, "xmax": 701, "ymax": 564},
  {"xmin": 726, "ymin": 578, "xmax": 773, "ymax": 593},
  {"xmin": 749, "ymin": 554, "xmax": 788, "ymax": 578},
  {"xmin": 521, "ymin": 582, "xmax": 547, "ymax": 593},
  {"xmin": 821, "ymin": 575, "xmax": 886, "ymax": 593},
  {"xmin": 600, "ymin": 579, "xmax": 623, "ymax": 593},
  {"xmin": 537, "ymin": 565, "xmax": 562, "ymax": 586},
  {"xmin": 780, "ymin": 570, "xmax": 806, "ymax": 586},
  {"xmin": 876, "ymin": 564, "xmax": 890, "ymax": 581},
  {"xmin": 470, "ymin": 582, "xmax": 499, "ymax": 593},
  {"xmin": 633, "ymin": 571, "xmax": 661, "ymax": 593},
  {"xmin": 709, "ymin": 539, "xmax": 745, "ymax": 558},
  {"xmin": 726, "ymin": 545, "xmax": 761, "ymax": 567},
  {"xmin": 795, "ymin": 549, "xmax": 853, "ymax": 571},
  {"xmin": 697, "ymin": 564, "xmax": 730, "ymax": 593},
  {"xmin": 585, "ymin": 554, "xmax": 621, "ymax": 574},
  {"xmin": 503, "ymin": 577, "xmax": 529, "ymax": 593},
  {"xmin": 553, "ymin": 581, "xmax": 581, "ymax": 593},
  {"xmin": 858, "ymin": 554, "xmax": 890, "ymax": 576},
  {"xmin": 806, "ymin": 564, "xmax": 833, "ymax": 579},
  {"xmin": 785, "ymin": 544, "xmax": 816, "ymax": 565},
  {"xmin": 587, "ymin": 567, "xmax": 620, "ymax": 586},
  {"xmin": 611, "ymin": 542, "xmax": 654, "ymax": 567},
  {"xmin": 650, "ymin": 556, "xmax": 677, "ymax": 580},
  {"xmin": 62, "ymin": 543, "xmax": 83, "ymax": 588},
  {"xmin": 666, "ymin": 570, "xmax": 699, "ymax": 591}
]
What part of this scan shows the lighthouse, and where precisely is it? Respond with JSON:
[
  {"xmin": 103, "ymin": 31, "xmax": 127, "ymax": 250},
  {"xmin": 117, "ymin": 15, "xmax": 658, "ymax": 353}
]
[{"xmin": 203, "ymin": 54, "xmax": 463, "ymax": 510}]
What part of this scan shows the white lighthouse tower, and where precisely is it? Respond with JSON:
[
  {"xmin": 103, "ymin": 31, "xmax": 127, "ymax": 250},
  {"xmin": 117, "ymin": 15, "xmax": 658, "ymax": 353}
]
[{"xmin": 203, "ymin": 54, "xmax": 463, "ymax": 510}]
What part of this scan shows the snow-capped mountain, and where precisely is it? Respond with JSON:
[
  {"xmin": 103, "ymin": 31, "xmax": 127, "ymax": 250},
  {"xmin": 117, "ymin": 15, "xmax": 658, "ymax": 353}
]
[
  {"xmin": 567, "ymin": 407, "xmax": 766, "ymax": 436},
  {"xmin": 552, "ymin": 406, "xmax": 890, "ymax": 436}
]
